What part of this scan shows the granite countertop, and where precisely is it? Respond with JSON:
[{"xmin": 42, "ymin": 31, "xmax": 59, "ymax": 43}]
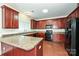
[
  {"xmin": 0, "ymin": 31, "xmax": 38, "ymax": 38},
  {"xmin": 23, "ymin": 32, "xmax": 37, "ymax": 35},
  {"xmin": 0, "ymin": 29, "xmax": 65, "ymax": 37},
  {"xmin": 0, "ymin": 35, "xmax": 43, "ymax": 52}
]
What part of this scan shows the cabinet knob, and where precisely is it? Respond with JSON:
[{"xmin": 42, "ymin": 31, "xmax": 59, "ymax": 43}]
[{"xmin": 39, "ymin": 45, "xmax": 41, "ymax": 49}]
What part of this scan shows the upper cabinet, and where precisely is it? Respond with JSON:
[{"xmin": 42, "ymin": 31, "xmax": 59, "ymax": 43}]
[
  {"xmin": 31, "ymin": 18, "xmax": 66, "ymax": 29},
  {"xmin": 12, "ymin": 10, "xmax": 19, "ymax": 28},
  {"xmin": 68, "ymin": 6, "xmax": 79, "ymax": 19},
  {"xmin": 31, "ymin": 20, "xmax": 47, "ymax": 29},
  {"xmin": 76, "ymin": 7, "xmax": 79, "ymax": 17},
  {"xmin": 31, "ymin": 19, "xmax": 37, "ymax": 29},
  {"xmin": 1, "ymin": 5, "xmax": 19, "ymax": 29},
  {"xmin": 39, "ymin": 20, "xmax": 47, "ymax": 29}
]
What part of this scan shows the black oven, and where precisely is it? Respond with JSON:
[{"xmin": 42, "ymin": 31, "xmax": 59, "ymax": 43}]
[{"xmin": 45, "ymin": 25, "xmax": 53, "ymax": 41}]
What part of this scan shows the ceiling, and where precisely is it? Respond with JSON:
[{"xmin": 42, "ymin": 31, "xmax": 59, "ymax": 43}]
[{"xmin": 6, "ymin": 3, "xmax": 77, "ymax": 20}]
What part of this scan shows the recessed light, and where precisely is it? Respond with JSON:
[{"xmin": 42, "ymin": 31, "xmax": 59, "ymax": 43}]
[{"xmin": 42, "ymin": 9, "xmax": 48, "ymax": 13}]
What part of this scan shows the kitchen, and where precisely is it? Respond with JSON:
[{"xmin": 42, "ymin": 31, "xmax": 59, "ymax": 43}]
[{"xmin": 0, "ymin": 3, "xmax": 79, "ymax": 56}]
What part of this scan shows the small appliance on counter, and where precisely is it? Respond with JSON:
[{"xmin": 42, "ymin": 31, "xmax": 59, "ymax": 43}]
[{"xmin": 45, "ymin": 25, "xmax": 53, "ymax": 41}]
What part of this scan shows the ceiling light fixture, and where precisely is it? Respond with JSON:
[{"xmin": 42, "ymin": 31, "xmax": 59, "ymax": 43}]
[{"xmin": 42, "ymin": 9, "xmax": 48, "ymax": 13}]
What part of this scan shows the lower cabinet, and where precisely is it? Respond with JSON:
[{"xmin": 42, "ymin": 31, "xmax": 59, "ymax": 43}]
[
  {"xmin": 13, "ymin": 48, "xmax": 36, "ymax": 56},
  {"xmin": 36, "ymin": 40, "xmax": 43, "ymax": 56},
  {"xmin": 26, "ymin": 34, "xmax": 35, "ymax": 37},
  {"xmin": 1, "ymin": 40, "xmax": 43, "ymax": 56},
  {"xmin": 36, "ymin": 32, "xmax": 45, "ymax": 38},
  {"xmin": 53, "ymin": 33, "xmax": 65, "ymax": 42},
  {"xmin": 2, "ymin": 49, "xmax": 14, "ymax": 56},
  {"xmin": 26, "ymin": 32, "xmax": 45, "ymax": 39}
]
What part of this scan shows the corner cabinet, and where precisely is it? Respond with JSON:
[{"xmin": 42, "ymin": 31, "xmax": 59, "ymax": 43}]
[{"xmin": 1, "ymin": 5, "xmax": 19, "ymax": 29}]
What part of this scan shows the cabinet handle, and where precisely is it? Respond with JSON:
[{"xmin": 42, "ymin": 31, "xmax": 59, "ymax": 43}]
[
  {"xmin": 39, "ymin": 45, "xmax": 41, "ymax": 49},
  {"xmin": 3, "ymin": 47, "xmax": 6, "ymax": 51}
]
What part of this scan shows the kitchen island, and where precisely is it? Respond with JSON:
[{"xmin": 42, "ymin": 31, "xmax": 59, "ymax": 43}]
[{"xmin": 0, "ymin": 35, "xmax": 43, "ymax": 56}]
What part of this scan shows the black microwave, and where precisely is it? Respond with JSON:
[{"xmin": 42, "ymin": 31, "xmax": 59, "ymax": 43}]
[{"xmin": 45, "ymin": 25, "xmax": 52, "ymax": 29}]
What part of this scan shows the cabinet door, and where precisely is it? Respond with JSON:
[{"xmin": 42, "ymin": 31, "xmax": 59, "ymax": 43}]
[
  {"xmin": 2, "ymin": 6, "xmax": 12, "ymax": 28},
  {"xmin": 37, "ymin": 21, "xmax": 46, "ymax": 29},
  {"xmin": 59, "ymin": 19, "xmax": 66, "ymax": 28},
  {"xmin": 12, "ymin": 11, "xmax": 19, "ymax": 28},
  {"xmin": 53, "ymin": 34, "xmax": 65, "ymax": 42},
  {"xmin": 36, "ymin": 40, "xmax": 43, "ymax": 56},
  {"xmin": 37, "ymin": 21, "xmax": 43, "ymax": 29},
  {"xmin": 36, "ymin": 21, "xmax": 39, "ymax": 29},
  {"xmin": 2, "ymin": 5, "xmax": 19, "ymax": 29},
  {"xmin": 13, "ymin": 48, "xmax": 24, "ymax": 56},
  {"xmin": 77, "ymin": 7, "xmax": 79, "ymax": 17},
  {"xmin": 31, "ymin": 20, "xmax": 37, "ymax": 29},
  {"xmin": 13, "ymin": 47, "xmax": 36, "ymax": 56},
  {"xmin": 31, "ymin": 20, "xmax": 35, "ymax": 29},
  {"xmin": 2, "ymin": 49, "xmax": 14, "ymax": 56},
  {"xmin": 39, "ymin": 33, "xmax": 45, "ymax": 38},
  {"xmin": 72, "ymin": 11, "xmax": 77, "ymax": 18},
  {"xmin": 41, "ymin": 21, "xmax": 46, "ymax": 29},
  {"xmin": 1, "ymin": 42, "xmax": 14, "ymax": 56},
  {"xmin": 31, "ymin": 20, "xmax": 33, "ymax": 29},
  {"xmin": 34, "ymin": 21, "xmax": 37, "ymax": 29},
  {"xmin": 33, "ymin": 20, "xmax": 36, "ymax": 29}
]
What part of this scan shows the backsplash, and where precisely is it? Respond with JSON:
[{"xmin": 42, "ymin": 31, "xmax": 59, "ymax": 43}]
[{"xmin": 31, "ymin": 29, "xmax": 65, "ymax": 32}]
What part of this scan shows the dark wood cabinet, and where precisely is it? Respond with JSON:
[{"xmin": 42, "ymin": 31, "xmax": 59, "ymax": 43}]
[
  {"xmin": 31, "ymin": 18, "xmax": 66, "ymax": 29},
  {"xmin": 76, "ymin": 7, "xmax": 79, "ymax": 18},
  {"xmin": 31, "ymin": 20, "xmax": 47, "ymax": 29},
  {"xmin": 67, "ymin": 6, "xmax": 79, "ymax": 19},
  {"xmin": 36, "ymin": 21, "xmax": 42, "ymax": 29},
  {"xmin": 2, "ymin": 6, "xmax": 12, "ymax": 28},
  {"xmin": 12, "ymin": 10, "xmax": 19, "ymax": 28},
  {"xmin": 53, "ymin": 33, "xmax": 65, "ymax": 42},
  {"xmin": 70, "ymin": 11, "xmax": 77, "ymax": 18},
  {"xmin": 25, "ymin": 32, "xmax": 45, "ymax": 39},
  {"xmin": 13, "ymin": 47, "xmax": 36, "ymax": 56},
  {"xmin": 31, "ymin": 19, "xmax": 37, "ymax": 29},
  {"xmin": 31, "ymin": 20, "xmax": 34, "ymax": 29},
  {"xmin": 26, "ymin": 33, "xmax": 36, "ymax": 37},
  {"xmin": 2, "ymin": 49, "xmax": 14, "ymax": 56},
  {"xmin": 1, "ymin": 5, "xmax": 19, "ymax": 29},
  {"xmin": 57, "ymin": 18, "xmax": 66, "ymax": 28},
  {"xmin": 36, "ymin": 32, "xmax": 45, "ymax": 38},
  {"xmin": 36, "ymin": 40, "xmax": 43, "ymax": 56},
  {"xmin": 1, "ymin": 42, "xmax": 14, "ymax": 56},
  {"xmin": 36, "ymin": 20, "xmax": 47, "ymax": 29}
]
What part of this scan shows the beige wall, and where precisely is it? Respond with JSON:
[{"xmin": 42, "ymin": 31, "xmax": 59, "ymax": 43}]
[{"xmin": 19, "ymin": 13, "xmax": 31, "ymax": 31}]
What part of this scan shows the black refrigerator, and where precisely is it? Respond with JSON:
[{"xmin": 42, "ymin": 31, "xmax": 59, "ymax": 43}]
[{"xmin": 65, "ymin": 18, "xmax": 79, "ymax": 56}]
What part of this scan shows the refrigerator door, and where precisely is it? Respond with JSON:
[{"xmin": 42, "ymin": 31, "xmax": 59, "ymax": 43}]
[{"xmin": 71, "ymin": 19, "xmax": 76, "ymax": 55}]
